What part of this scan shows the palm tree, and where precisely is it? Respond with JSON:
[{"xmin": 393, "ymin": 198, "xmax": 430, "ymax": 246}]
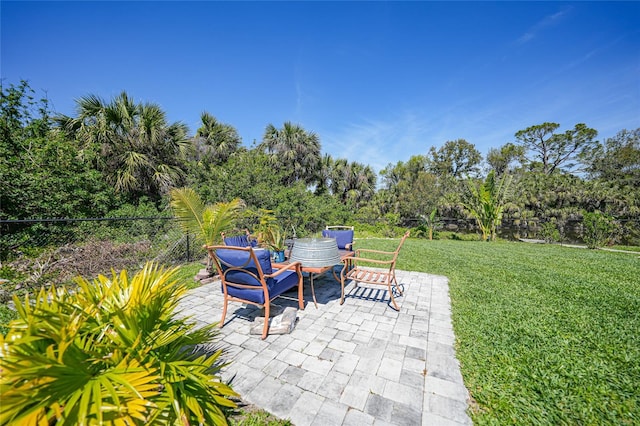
[
  {"xmin": 314, "ymin": 153, "xmax": 334, "ymax": 195},
  {"xmin": 55, "ymin": 91, "xmax": 189, "ymax": 200},
  {"xmin": 260, "ymin": 121, "xmax": 321, "ymax": 186},
  {"xmin": 193, "ymin": 112, "xmax": 241, "ymax": 164},
  {"xmin": 169, "ymin": 187, "xmax": 243, "ymax": 247},
  {"xmin": 330, "ymin": 159, "xmax": 376, "ymax": 208},
  {"xmin": 329, "ymin": 158, "xmax": 349, "ymax": 198}
]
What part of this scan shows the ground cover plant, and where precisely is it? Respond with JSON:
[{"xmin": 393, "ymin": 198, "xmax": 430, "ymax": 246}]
[{"xmin": 356, "ymin": 237, "xmax": 639, "ymax": 424}]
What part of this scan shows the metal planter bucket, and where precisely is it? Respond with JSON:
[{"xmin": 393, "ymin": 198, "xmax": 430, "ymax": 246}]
[{"xmin": 289, "ymin": 238, "xmax": 341, "ymax": 267}]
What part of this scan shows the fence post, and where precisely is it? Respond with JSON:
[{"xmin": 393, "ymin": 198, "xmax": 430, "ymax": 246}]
[{"xmin": 186, "ymin": 234, "xmax": 191, "ymax": 262}]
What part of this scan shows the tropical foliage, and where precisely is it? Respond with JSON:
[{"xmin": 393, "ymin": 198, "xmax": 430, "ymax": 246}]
[
  {"xmin": 260, "ymin": 121, "xmax": 321, "ymax": 186},
  {"xmin": 192, "ymin": 112, "xmax": 241, "ymax": 165},
  {"xmin": 462, "ymin": 170, "xmax": 512, "ymax": 241},
  {"xmin": 2, "ymin": 80, "xmax": 639, "ymax": 247},
  {"xmin": 0, "ymin": 262, "xmax": 237, "ymax": 425},
  {"xmin": 56, "ymin": 91, "xmax": 189, "ymax": 201},
  {"xmin": 169, "ymin": 187, "xmax": 243, "ymax": 246}
]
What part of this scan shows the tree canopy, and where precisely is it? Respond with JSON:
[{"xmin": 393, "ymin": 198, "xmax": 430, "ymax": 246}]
[
  {"xmin": 514, "ymin": 122, "xmax": 598, "ymax": 175},
  {"xmin": 2, "ymin": 80, "xmax": 638, "ymax": 245}
]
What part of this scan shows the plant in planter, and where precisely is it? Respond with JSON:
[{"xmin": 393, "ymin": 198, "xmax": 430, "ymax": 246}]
[
  {"xmin": 252, "ymin": 209, "xmax": 290, "ymax": 261},
  {"xmin": 253, "ymin": 209, "xmax": 288, "ymax": 261},
  {"xmin": 263, "ymin": 225, "xmax": 287, "ymax": 262}
]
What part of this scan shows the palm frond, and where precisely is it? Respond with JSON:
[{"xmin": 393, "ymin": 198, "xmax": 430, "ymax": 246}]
[
  {"xmin": 201, "ymin": 198, "xmax": 244, "ymax": 245},
  {"xmin": 169, "ymin": 187, "xmax": 206, "ymax": 237}
]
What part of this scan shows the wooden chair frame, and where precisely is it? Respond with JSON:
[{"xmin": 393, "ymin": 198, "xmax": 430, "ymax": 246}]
[
  {"xmin": 339, "ymin": 231, "xmax": 410, "ymax": 310},
  {"xmin": 206, "ymin": 245, "xmax": 304, "ymax": 339}
]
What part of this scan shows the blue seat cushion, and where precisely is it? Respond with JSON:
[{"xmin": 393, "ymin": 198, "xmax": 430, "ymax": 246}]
[
  {"xmin": 216, "ymin": 248, "xmax": 272, "ymax": 286},
  {"xmin": 216, "ymin": 248, "xmax": 298, "ymax": 304},
  {"xmin": 224, "ymin": 235, "xmax": 257, "ymax": 247},
  {"xmin": 322, "ymin": 229, "xmax": 354, "ymax": 250},
  {"xmin": 226, "ymin": 269, "xmax": 299, "ymax": 305}
]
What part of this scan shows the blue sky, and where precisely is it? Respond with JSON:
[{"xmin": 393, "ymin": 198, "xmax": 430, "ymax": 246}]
[{"xmin": 3, "ymin": 1, "xmax": 638, "ymax": 174}]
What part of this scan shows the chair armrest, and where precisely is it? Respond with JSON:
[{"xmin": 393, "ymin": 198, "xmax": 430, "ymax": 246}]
[
  {"xmin": 350, "ymin": 256, "xmax": 394, "ymax": 266},
  {"xmin": 268, "ymin": 261, "xmax": 302, "ymax": 278},
  {"xmin": 355, "ymin": 248, "xmax": 395, "ymax": 256}
]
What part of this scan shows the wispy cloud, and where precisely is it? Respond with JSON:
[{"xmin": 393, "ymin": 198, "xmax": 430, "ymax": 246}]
[
  {"xmin": 515, "ymin": 6, "xmax": 573, "ymax": 45},
  {"xmin": 319, "ymin": 99, "xmax": 544, "ymax": 175},
  {"xmin": 319, "ymin": 106, "xmax": 511, "ymax": 175},
  {"xmin": 321, "ymin": 112, "xmax": 430, "ymax": 174}
]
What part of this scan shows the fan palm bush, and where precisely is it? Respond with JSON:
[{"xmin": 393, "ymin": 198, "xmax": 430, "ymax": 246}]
[{"xmin": 0, "ymin": 262, "xmax": 237, "ymax": 425}]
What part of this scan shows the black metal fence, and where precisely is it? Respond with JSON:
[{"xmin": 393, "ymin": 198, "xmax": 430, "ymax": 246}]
[{"xmin": 0, "ymin": 217, "xmax": 201, "ymax": 293}]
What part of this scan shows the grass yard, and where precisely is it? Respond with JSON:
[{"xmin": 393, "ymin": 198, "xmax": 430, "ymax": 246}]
[
  {"xmin": 357, "ymin": 237, "xmax": 639, "ymax": 424},
  {"xmin": 2, "ymin": 239, "xmax": 637, "ymax": 424}
]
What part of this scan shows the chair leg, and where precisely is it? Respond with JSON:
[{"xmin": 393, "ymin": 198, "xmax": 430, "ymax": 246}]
[
  {"xmin": 387, "ymin": 280, "xmax": 400, "ymax": 311},
  {"xmin": 219, "ymin": 298, "xmax": 228, "ymax": 328},
  {"xmin": 391, "ymin": 275, "xmax": 403, "ymax": 296},
  {"xmin": 297, "ymin": 275, "xmax": 305, "ymax": 310},
  {"xmin": 262, "ymin": 302, "xmax": 270, "ymax": 340}
]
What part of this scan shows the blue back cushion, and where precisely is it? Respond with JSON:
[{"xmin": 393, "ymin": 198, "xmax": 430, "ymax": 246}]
[
  {"xmin": 216, "ymin": 248, "xmax": 272, "ymax": 287},
  {"xmin": 322, "ymin": 229, "xmax": 354, "ymax": 250},
  {"xmin": 223, "ymin": 235, "xmax": 257, "ymax": 247}
]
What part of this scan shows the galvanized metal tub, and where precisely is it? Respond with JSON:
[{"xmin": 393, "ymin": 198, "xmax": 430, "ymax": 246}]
[{"xmin": 288, "ymin": 238, "xmax": 341, "ymax": 267}]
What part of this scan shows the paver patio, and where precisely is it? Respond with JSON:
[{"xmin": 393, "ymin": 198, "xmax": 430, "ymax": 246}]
[{"xmin": 178, "ymin": 268, "xmax": 472, "ymax": 425}]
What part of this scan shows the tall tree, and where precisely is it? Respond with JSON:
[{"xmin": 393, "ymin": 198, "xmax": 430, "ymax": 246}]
[
  {"xmin": 193, "ymin": 112, "xmax": 241, "ymax": 165},
  {"xmin": 486, "ymin": 142, "xmax": 526, "ymax": 176},
  {"xmin": 379, "ymin": 155, "xmax": 441, "ymax": 223},
  {"xmin": 514, "ymin": 122, "xmax": 598, "ymax": 175},
  {"xmin": 0, "ymin": 81, "xmax": 114, "ymax": 221},
  {"xmin": 583, "ymin": 128, "xmax": 640, "ymax": 186},
  {"xmin": 56, "ymin": 92, "xmax": 189, "ymax": 201},
  {"xmin": 330, "ymin": 160, "xmax": 376, "ymax": 208},
  {"xmin": 428, "ymin": 139, "xmax": 482, "ymax": 178},
  {"xmin": 260, "ymin": 121, "xmax": 321, "ymax": 186}
]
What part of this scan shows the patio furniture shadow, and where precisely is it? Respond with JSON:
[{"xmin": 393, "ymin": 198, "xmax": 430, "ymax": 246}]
[{"xmin": 342, "ymin": 282, "xmax": 406, "ymax": 308}]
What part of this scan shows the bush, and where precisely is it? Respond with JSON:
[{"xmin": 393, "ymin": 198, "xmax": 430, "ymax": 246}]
[
  {"xmin": 441, "ymin": 231, "xmax": 481, "ymax": 241},
  {"xmin": 582, "ymin": 211, "xmax": 617, "ymax": 249},
  {"xmin": 539, "ymin": 220, "xmax": 561, "ymax": 243},
  {"xmin": 0, "ymin": 262, "xmax": 237, "ymax": 425}
]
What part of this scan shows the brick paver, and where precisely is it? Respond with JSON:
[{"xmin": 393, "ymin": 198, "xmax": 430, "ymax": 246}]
[{"xmin": 179, "ymin": 268, "xmax": 472, "ymax": 425}]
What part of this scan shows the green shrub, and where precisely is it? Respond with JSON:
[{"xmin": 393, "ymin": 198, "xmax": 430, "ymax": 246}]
[
  {"xmin": 441, "ymin": 231, "xmax": 480, "ymax": 241},
  {"xmin": 582, "ymin": 211, "xmax": 617, "ymax": 249},
  {"xmin": 0, "ymin": 262, "xmax": 237, "ymax": 425},
  {"xmin": 539, "ymin": 220, "xmax": 561, "ymax": 243}
]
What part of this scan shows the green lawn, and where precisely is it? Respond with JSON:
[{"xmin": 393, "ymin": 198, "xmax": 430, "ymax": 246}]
[
  {"xmin": 357, "ymin": 238, "xmax": 639, "ymax": 425},
  {"xmin": 3, "ymin": 240, "xmax": 638, "ymax": 424}
]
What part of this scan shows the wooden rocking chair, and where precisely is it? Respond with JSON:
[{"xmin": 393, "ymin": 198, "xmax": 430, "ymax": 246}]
[{"xmin": 340, "ymin": 231, "xmax": 410, "ymax": 310}]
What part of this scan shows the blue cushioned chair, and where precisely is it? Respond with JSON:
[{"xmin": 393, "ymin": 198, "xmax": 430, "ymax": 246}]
[
  {"xmin": 322, "ymin": 225, "xmax": 355, "ymax": 252},
  {"xmin": 206, "ymin": 245, "xmax": 304, "ymax": 339},
  {"xmin": 221, "ymin": 229, "xmax": 258, "ymax": 248}
]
